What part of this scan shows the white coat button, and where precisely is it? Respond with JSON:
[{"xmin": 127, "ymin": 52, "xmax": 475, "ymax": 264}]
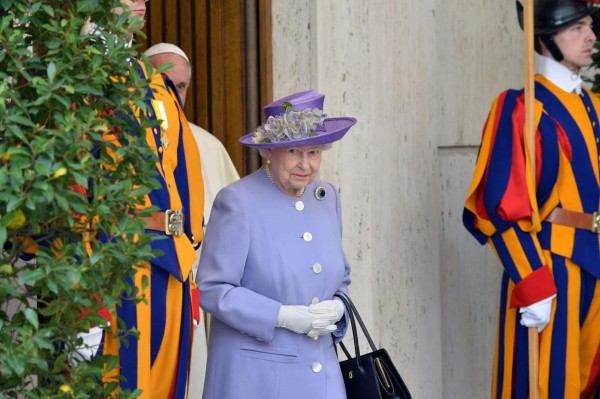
[
  {"xmin": 312, "ymin": 263, "xmax": 322, "ymax": 274},
  {"xmin": 312, "ymin": 362, "xmax": 323, "ymax": 373},
  {"xmin": 311, "ymin": 297, "xmax": 319, "ymax": 305},
  {"xmin": 303, "ymin": 232, "xmax": 313, "ymax": 242},
  {"xmin": 295, "ymin": 201, "xmax": 304, "ymax": 211}
]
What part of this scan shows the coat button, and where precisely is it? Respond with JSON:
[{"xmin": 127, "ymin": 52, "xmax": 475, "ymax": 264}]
[
  {"xmin": 311, "ymin": 297, "xmax": 319, "ymax": 305},
  {"xmin": 303, "ymin": 232, "xmax": 313, "ymax": 242},
  {"xmin": 295, "ymin": 201, "xmax": 304, "ymax": 211},
  {"xmin": 312, "ymin": 263, "xmax": 322, "ymax": 274},
  {"xmin": 312, "ymin": 362, "xmax": 323, "ymax": 373}
]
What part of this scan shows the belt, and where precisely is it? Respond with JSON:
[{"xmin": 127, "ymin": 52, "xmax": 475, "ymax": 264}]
[
  {"xmin": 138, "ymin": 209, "xmax": 185, "ymax": 236},
  {"xmin": 545, "ymin": 208, "xmax": 600, "ymax": 233}
]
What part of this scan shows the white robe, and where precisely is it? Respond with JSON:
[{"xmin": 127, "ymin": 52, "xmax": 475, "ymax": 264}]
[{"xmin": 188, "ymin": 122, "xmax": 239, "ymax": 398}]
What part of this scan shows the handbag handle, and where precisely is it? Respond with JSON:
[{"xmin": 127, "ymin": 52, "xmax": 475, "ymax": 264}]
[
  {"xmin": 335, "ymin": 293, "xmax": 378, "ymax": 351},
  {"xmin": 335, "ymin": 292, "xmax": 379, "ymax": 375}
]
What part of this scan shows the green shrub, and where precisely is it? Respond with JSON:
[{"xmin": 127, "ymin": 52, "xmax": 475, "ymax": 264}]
[
  {"xmin": 0, "ymin": 1, "xmax": 160, "ymax": 397},
  {"xmin": 589, "ymin": 41, "xmax": 600, "ymax": 93}
]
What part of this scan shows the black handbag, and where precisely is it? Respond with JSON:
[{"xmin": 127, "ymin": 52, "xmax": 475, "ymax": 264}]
[{"xmin": 335, "ymin": 294, "xmax": 412, "ymax": 399}]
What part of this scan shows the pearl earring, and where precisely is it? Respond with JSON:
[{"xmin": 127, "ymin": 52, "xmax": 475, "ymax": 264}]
[{"xmin": 267, "ymin": 159, "xmax": 271, "ymax": 165}]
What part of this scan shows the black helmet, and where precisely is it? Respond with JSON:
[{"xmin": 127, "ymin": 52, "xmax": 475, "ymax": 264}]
[
  {"xmin": 516, "ymin": 0, "xmax": 600, "ymax": 60},
  {"xmin": 517, "ymin": 0, "xmax": 600, "ymax": 35}
]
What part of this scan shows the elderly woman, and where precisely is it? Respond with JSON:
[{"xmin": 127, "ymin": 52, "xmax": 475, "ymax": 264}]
[{"xmin": 196, "ymin": 90, "xmax": 357, "ymax": 399}]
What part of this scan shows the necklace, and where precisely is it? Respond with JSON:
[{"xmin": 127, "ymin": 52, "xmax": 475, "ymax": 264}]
[{"xmin": 264, "ymin": 165, "xmax": 306, "ymax": 197}]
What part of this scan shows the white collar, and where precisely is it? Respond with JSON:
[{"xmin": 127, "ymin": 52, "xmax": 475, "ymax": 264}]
[
  {"xmin": 86, "ymin": 22, "xmax": 133, "ymax": 51},
  {"xmin": 538, "ymin": 55, "xmax": 582, "ymax": 94}
]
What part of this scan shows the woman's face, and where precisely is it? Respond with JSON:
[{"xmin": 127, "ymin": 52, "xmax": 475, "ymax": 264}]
[
  {"xmin": 267, "ymin": 146, "xmax": 323, "ymax": 196},
  {"xmin": 112, "ymin": 0, "xmax": 148, "ymax": 31}
]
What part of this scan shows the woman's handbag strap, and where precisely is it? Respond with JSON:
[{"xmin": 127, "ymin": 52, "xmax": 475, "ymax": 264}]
[
  {"xmin": 335, "ymin": 293, "xmax": 378, "ymax": 352},
  {"xmin": 336, "ymin": 293, "xmax": 361, "ymax": 360}
]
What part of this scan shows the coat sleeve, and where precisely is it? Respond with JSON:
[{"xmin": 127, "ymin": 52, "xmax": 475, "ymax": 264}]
[
  {"xmin": 331, "ymin": 184, "xmax": 351, "ymax": 343},
  {"xmin": 196, "ymin": 186, "xmax": 281, "ymax": 343},
  {"xmin": 463, "ymin": 90, "xmax": 557, "ymax": 308}
]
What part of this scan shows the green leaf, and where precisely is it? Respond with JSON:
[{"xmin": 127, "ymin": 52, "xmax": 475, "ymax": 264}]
[
  {"xmin": 29, "ymin": 2, "xmax": 41, "ymax": 13},
  {"xmin": 40, "ymin": 4, "xmax": 55, "ymax": 16},
  {"xmin": 8, "ymin": 114, "xmax": 35, "ymax": 127},
  {"xmin": 6, "ymin": 198, "xmax": 24, "ymax": 212},
  {"xmin": 22, "ymin": 308, "xmax": 39, "ymax": 330},
  {"xmin": 0, "ymin": 226, "xmax": 6, "ymax": 248},
  {"xmin": 77, "ymin": 0, "xmax": 99, "ymax": 13},
  {"xmin": 4, "ymin": 351, "xmax": 26, "ymax": 374},
  {"xmin": 0, "ymin": 0, "xmax": 15, "ymax": 11},
  {"xmin": 47, "ymin": 62, "xmax": 57, "ymax": 83},
  {"xmin": 18, "ymin": 269, "xmax": 44, "ymax": 285}
]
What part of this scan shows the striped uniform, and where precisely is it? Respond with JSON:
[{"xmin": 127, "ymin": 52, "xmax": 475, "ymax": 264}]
[
  {"xmin": 464, "ymin": 74, "xmax": 600, "ymax": 399},
  {"xmin": 102, "ymin": 60, "xmax": 204, "ymax": 399}
]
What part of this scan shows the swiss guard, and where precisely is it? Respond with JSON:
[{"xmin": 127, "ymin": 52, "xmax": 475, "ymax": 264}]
[{"xmin": 463, "ymin": 0, "xmax": 600, "ymax": 398}]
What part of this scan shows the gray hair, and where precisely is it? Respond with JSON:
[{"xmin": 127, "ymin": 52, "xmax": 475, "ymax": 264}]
[{"xmin": 258, "ymin": 143, "xmax": 332, "ymax": 158}]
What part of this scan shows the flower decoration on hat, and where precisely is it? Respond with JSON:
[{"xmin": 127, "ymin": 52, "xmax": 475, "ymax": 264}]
[{"xmin": 252, "ymin": 102, "xmax": 326, "ymax": 145}]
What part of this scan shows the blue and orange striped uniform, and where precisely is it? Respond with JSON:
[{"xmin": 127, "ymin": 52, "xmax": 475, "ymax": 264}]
[
  {"xmin": 101, "ymin": 60, "xmax": 204, "ymax": 399},
  {"xmin": 464, "ymin": 75, "xmax": 600, "ymax": 399}
]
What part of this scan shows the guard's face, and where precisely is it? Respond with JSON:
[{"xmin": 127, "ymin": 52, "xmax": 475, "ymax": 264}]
[
  {"xmin": 267, "ymin": 146, "xmax": 323, "ymax": 196},
  {"xmin": 555, "ymin": 15, "xmax": 596, "ymax": 72},
  {"xmin": 112, "ymin": 0, "xmax": 148, "ymax": 31}
]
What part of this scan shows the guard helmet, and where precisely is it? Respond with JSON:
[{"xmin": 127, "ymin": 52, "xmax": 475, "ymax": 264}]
[{"xmin": 517, "ymin": 0, "xmax": 600, "ymax": 35}]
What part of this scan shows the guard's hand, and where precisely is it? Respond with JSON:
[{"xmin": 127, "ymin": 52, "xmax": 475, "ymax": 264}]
[
  {"xmin": 70, "ymin": 326, "xmax": 104, "ymax": 363},
  {"xmin": 519, "ymin": 295, "xmax": 555, "ymax": 332}
]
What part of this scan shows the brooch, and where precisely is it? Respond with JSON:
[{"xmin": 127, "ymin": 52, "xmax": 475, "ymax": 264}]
[{"xmin": 314, "ymin": 186, "xmax": 326, "ymax": 201}]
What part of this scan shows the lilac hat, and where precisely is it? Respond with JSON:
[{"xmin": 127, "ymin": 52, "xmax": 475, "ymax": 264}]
[{"xmin": 239, "ymin": 90, "xmax": 357, "ymax": 148}]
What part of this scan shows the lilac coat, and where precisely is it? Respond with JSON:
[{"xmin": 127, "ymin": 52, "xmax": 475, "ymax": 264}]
[{"xmin": 196, "ymin": 169, "xmax": 351, "ymax": 399}]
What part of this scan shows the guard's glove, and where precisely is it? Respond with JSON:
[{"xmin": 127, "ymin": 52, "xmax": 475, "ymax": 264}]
[
  {"xmin": 276, "ymin": 305, "xmax": 340, "ymax": 335},
  {"xmin": 519, "ymin": 295, "xmax": 556, "ymax": 332},
  {"xmin": 70, "ymin": 326, "xmax": 105, "ymax": 363}
]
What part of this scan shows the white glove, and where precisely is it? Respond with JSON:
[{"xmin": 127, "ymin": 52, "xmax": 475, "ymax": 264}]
[
  {"xmin": 519, "ymin": 295, "xmax": 555, "ymax": 332},
  {"xmin": 276, "ymin": 304, "xmax": 340, "ymax": 335},
  {"xmin": 70, "ymin": 326, "xmax": 105, "ymax": 363},
  {"xmin": 308, "ymin": 298, "xmax": 345, "ymax": 323},
  {"xmin": 307, "ymin": 324, "xmax": 338, "ymax": 340}
]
